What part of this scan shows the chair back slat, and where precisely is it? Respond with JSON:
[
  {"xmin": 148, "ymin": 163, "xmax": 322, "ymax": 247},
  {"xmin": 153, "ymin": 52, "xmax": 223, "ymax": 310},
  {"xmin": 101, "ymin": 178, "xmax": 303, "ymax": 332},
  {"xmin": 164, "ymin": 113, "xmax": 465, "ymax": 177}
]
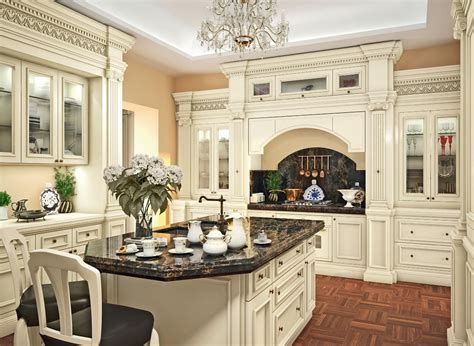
[
  {"xmin": 28, "ymin": 249, "xmax": 102, "ymax": 345},
  {"xmin": 0, "ymin": 229, "xmax": 31, "ymax": 307}
]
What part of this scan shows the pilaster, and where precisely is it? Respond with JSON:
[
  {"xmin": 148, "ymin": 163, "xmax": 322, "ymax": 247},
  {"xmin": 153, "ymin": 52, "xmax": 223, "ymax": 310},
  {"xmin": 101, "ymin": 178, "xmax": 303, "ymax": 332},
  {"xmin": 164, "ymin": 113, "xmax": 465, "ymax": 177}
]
[{"xmin": 361, "ymin": 41, "xmax": 402, "ymax": 284}]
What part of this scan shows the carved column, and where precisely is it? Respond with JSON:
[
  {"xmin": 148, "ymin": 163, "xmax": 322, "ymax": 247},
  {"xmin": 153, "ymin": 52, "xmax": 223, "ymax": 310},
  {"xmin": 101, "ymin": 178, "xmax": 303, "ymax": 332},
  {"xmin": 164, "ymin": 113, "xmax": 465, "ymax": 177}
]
[{"xmin": 361, "ymin": 42, "xmax": 402, "ymax": 284}]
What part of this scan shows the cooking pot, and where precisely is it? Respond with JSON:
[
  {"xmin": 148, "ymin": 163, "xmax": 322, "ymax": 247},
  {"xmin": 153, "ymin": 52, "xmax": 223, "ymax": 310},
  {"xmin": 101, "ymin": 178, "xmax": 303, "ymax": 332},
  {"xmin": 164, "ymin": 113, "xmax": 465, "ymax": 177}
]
[{"xmin": 284, "ymin": 189, "xmax": 303, "ymax": 202}]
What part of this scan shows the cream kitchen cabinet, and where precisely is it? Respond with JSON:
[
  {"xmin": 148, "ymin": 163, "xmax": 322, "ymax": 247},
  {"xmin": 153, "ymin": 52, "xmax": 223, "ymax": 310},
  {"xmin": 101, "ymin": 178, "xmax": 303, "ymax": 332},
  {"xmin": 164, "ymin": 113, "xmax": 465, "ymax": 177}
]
[
  {"xmin": 332, "ymin": 215, "xmax": 366, "ymax": 266},
  {"xmin": 0, "ymin": 55, "xmax": 88, "ymax": 165},
  {"xmin": 248, "ymin": 76, "xmax": 275, "ymax": 102},
  {"xmin": 332, "ymin": 66, "xmax": 366, "ymax": 95},
  {"xmin": 276, "ymin": 71, "xmax": 332, "ymax": 100},
  {"xmin": 399, "ymin": 110, "xmax": 459, "ymax": 204},
  {"xmin": 193, "ymin": 123, "xmax": 231, "ymax": 197}
]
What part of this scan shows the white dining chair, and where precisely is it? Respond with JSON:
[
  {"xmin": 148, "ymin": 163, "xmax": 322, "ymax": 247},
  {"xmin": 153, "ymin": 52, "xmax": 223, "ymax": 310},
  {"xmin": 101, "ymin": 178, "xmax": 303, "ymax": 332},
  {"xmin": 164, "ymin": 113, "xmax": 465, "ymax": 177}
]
[
  {"xmin": 0, "ymin": 229, "xmax": 90, "ymax": 346},
  {"xmin": 28, "ymin": 249, "xmax": 159, "ymax": 346}
]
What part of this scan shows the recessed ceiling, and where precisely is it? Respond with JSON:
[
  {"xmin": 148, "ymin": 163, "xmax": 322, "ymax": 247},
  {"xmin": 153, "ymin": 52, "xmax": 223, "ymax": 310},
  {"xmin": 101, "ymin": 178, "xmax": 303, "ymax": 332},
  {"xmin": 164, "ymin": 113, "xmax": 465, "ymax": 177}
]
[{"xmin": 59, "ymin": 0, "xmax": 455, "ymax": 75}]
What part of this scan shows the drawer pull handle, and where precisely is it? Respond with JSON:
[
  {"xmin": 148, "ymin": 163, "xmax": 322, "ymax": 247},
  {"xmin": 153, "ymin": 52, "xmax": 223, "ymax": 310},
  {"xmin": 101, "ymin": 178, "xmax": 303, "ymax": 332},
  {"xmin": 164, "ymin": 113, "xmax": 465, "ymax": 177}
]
[
  {"xmin": 296, "ymin": 307, "xmax": 301, "ymax": 312},
  {"xmin": 296, "ymin": 249, "xmax": 301, "ymax": 254},
  {"xmin": 305, "ymin": 261, "xmax": 309, "ymax": 265},
  {"xmin": 52, "ymin": 239, "xmax": 57, "ymax": 244},
  {"xmin": 410, "ymin": 254, "xmax": 414, "ymax": 258},
  {"xmin": 297, "ymin": 272, "xmax": 302, "ymax": 277},
  {"xmin": 279, "ymin": 326, "xmax": 283, "ymax": 332},
  {"xmin": 278, "ymin": 260, "xmax": 284, "ymax": 266},
  {"xmin": 258, "ymin": 273, "xmax": 264, "ymax": 280},
  {"xmin": 410, "ymin": 231, "xmax": 414, "ymax": 234},
  {"xmin": 269, "ymin": 289, "xmax": 274, "ymax": 294},
  {"xmin": 308, "ymin": 241, "xmax": 312, "ymax": 245}
]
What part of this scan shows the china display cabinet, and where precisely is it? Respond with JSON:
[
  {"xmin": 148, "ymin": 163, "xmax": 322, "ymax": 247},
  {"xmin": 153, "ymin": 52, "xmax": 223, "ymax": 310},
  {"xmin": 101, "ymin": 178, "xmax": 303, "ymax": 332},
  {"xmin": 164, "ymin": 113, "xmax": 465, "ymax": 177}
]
[
  {"xmin": 193, "ymin": 124, "xmax": 230, "ymax": 197},
  {"xmin": 0, "ymin": 55, "xmax": 21, "ymax": 163},
  {"xmin": 0, "ymin": 56, "xmax": 89, "ymax": 165},
  {"xmin": 400, "ymin": 110, "xmax": 459, "ymax": 203}
]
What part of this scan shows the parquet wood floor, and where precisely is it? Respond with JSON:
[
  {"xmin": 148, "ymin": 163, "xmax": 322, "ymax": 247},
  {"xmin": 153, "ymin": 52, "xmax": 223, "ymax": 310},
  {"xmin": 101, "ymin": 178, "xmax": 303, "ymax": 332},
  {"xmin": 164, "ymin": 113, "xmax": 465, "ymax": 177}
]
[
  {"xmin": 0, "ymin": 275, "xmax": 451, "ymax": 346},
  {"xmin": 294, "ymin": 275, "xmax": 451, "ymax": 346}
]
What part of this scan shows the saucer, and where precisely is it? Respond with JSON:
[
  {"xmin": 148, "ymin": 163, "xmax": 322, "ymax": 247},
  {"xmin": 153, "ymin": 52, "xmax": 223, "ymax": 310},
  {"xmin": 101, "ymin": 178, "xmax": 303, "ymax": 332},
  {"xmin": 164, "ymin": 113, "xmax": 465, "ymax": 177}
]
[
  {"xmin": 116, "ymin": 249, "xmax": 139, "ymax": 255},
  {"xmin": 169, "ymin": 248, "xmax": 194, "ymax": 255},
  {"xmin": 253, "ymin": 239, "xmax": 272, "ymax": 245},
  {"xmin": 136, "ymin": 251, "xmax": 162, "ymax": 259}
]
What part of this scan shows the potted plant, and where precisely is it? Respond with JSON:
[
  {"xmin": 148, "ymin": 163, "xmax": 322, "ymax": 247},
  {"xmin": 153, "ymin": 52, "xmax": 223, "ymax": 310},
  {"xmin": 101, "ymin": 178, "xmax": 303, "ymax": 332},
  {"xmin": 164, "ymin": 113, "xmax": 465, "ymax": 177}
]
[
  {"xmin": 103, "ymin": 154, "xmax": 182, "ymax": 238},
  {"xmin": 54, "ymin": 167, "xmax": 76, "ymax": 213},
  {"xmin": 0, "ymin": 191, "xmax": 12, "ymax": 220},
  {"xmin": 265, "ymin": 171, "xmax": 283, "ymax": 203}
]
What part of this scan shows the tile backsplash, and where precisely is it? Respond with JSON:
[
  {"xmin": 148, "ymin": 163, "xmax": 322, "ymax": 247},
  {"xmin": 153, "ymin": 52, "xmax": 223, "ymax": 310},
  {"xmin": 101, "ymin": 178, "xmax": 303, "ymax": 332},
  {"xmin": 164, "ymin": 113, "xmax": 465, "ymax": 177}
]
[{"xmin": 250, "ymin": 147, "xmax": 365, "ymax": 205}]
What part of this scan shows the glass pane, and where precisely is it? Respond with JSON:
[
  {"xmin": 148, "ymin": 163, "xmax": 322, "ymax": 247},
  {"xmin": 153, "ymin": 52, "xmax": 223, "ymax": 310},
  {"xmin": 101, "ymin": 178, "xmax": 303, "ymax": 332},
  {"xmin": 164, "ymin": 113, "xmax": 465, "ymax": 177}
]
[
  {"xmin": 339, "ymin": 74, "xmax": 359, "ymax": 88},
  {"xmin": 253, "ymin": 83, "xmax": 270, "ymax": 96},
  {"xmin": 28, "ymin": 71, "xmax": 52, "ymax": 155},
  {"xmin": 437, "ymin": 117, "xmax": 457, "ymax": 194},
  {"xmin": 198, "ymin": 129, "xmax": 211, "ymax": 189},
  {"xmin": 218, "ymin": 128, "xmax": 229, "ymax": 190},
  {"xmin": 63, "ymin": 81, "xmax": 83, "ymax": 157},
  {"xmin": 281, "ymin": 77, "xmax": 326, "ymax": 94},
  {"xmin": 0, "ymin": 64, "xmax": 13, "ymax": 153},
  {"xmin": 315, "ymin": 235, "xmax": 322, "ymax": 249},
  {"xmin": 405, "ymin": 118, "xmax": 424, "ymax": 194}
]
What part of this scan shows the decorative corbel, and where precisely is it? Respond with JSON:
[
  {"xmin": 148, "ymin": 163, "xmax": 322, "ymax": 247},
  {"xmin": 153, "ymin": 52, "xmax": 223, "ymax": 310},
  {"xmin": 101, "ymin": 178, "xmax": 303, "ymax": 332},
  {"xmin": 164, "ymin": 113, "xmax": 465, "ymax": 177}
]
[
  {"xmin": 105, "ymin": 68, "xmax": 124, "ymax": 82},
  {"xmin": 227, "ymin": 103, "xmax": 245, "ymax": 120},
  {"xmin": 451, "ymin": 0, "xmax": 467, "ymax": 40},
  {"xmin": 367, "ymin": 91, "xmax": 397, "ymax": 111}
]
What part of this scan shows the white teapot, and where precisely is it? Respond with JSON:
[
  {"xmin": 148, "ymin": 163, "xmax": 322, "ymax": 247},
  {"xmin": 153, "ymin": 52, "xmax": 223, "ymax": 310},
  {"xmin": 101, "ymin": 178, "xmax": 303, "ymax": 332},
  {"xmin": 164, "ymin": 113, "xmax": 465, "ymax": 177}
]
[
  {"xmin": 199, "ymin": 226, "xmax": 231, "ymax": 256},
  {"xmin": 187, "ymin": 220, "xmax": 203, "ymax": 244},
  {"xmin": 227, "ymin": 212, "xmax": 247, "ymax": 250}
]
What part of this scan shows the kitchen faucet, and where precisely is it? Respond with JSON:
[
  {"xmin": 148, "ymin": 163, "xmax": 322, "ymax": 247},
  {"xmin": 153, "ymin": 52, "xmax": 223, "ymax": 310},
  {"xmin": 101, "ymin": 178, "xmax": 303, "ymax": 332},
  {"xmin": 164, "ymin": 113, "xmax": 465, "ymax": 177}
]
[{"xmin": 198, "ymin": 195, "xmax": 227, "ymax": 233}]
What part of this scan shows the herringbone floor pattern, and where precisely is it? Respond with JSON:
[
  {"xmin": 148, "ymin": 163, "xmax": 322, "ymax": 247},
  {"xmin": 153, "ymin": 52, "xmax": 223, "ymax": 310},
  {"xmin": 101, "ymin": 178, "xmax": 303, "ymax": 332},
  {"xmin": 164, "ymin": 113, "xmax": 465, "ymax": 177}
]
[{"xmin": 294, "ymin": 275, "xmax": 451, "ymax": 346}]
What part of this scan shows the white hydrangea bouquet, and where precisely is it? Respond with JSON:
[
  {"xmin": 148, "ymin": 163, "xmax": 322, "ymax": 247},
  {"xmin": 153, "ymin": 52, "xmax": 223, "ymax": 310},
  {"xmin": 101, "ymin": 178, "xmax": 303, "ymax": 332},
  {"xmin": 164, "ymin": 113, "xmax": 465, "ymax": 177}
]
[{"xmin": 103, "ymin": 154, "xmax": 182, "ymax": 237}]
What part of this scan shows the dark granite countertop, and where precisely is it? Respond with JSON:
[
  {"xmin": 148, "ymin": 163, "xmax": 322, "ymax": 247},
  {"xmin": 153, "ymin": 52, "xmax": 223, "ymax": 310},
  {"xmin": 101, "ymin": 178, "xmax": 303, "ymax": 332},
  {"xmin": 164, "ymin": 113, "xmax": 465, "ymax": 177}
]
[
  {"xmin": 84, "ymin": 216, "xmax": 324, "ymax": 282},
  {"xmin": 247, "ymin": 202, "xmax": 365, "ymax": 215}
]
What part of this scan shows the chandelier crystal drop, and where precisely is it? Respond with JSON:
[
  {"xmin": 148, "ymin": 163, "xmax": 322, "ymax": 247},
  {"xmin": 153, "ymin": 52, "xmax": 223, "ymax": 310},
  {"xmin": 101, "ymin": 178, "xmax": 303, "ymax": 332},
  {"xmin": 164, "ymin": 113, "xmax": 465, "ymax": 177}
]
[{"xmin": 197, "ymin": 0, "xmax": 289, "ymax": 54}]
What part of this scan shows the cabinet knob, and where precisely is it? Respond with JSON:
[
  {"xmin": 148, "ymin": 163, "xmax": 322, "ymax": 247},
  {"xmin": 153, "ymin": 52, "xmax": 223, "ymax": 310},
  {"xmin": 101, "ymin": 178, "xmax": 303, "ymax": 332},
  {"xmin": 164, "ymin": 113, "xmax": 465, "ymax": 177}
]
[
  {"xmin": 296, "ymin": 249, "xmax": 301, "ymax": 254},
  {"xmin": 296, "ymin": 307, "xmax": 301, "ymax": 312},
  {"xmin": 301, "ymin": 94, "xmax": 305, "ymax": 98},
  {"xmin": 86, "ymin": 233, "xmax": 90, "ymax": 237},
  {"xmin": 446, "ymin": 233, "xmax": 449, "ymax": 236},
  {"xmin": 347, "ymin": 90, "xmax": 351, "ymax": 94},
  {"xmin": 426, "ymin": 197, "xmax": 430, "ymax": 200},
  {"xmin": 446, "ymin": 257, "xmax": 449, "ymax": 261},
  {"xmin": 279, "ymin": 326, "xmax": 283, "ymax": 332},
  {"xmin": 258, "ymin": 273, "xmax": 264, "ymax": 280},
  {"xmin": 54, "ymin": 159, "xmax": 58, "ymax": 163},
  {"xmin": 277, "ymin": 290, "xmax": 281, "ymax": 295},
  {"xmin": 376, "ymin": 170, "xmax": 380, "ymax": 173},
  {"xmin": 260, "ymin": 97, "xmax": 263, "ymax": 101},
  {"xmin": 59, "ymin": 159, "xmax": 63, "ymax": 163},
  {"xmin": 305, "ymin": 261, "xmax": 309, "ymax": 265},
  {"xmin": 73, "ymin": 249, "xmax": 77, "ymax": 253},
  {"xmin": 278, "ymin": 260, "xmax": 283, "ymax": 266},
  {"xmin": 410, "ymin": 254, "xmax": 414, "ymax": 258},
  {"xmin": 297, "ymin": 272, "xmax": 302, "ymax": 277},
  {"xmin": 308, "ymin": 241, "xmax": 312, "ymax": 245},
  {"xmin": 68, "ymin": 250, "xmax": 72, "ymax": 254},
  {"xmin": 333, "ymin": 218, "xmax": 336, "ymax": 221},
  {"xmin": 410, "ymin": 231, "xmax": 414, "ymax": 234},
  {"xmin": 269, "ymin": 289, "xmax": 274, "ymax": 294},
  {"xmin": 52, "ymin": 239, "xmax": 57, "ymax": 243},
  {"xmin": 431, "ymin": 197, "xmax": 435, "ymax": 200}
]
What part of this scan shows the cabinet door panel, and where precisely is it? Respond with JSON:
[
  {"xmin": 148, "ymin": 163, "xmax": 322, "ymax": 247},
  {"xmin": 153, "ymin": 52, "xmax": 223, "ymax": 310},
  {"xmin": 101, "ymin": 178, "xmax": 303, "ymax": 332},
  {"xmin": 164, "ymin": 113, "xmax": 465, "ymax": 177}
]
[
  {"xmin": 0, "ymin": 55, "xmax": 21, "ymax": 163},
  {"xmin": 60, "ymin": 73, "xmax": 88, "ymax": 164},
  {"xmin": 245, "ymin": 289, "xmax": 273, "ymax": 346},
  {"xmin": 333, "ymin": 217, "xmax": 366, "ymax": 265},
  {"xmin": 22, "ymin": 62, "xmax": 58, "ymax": 164},
  {"xmin": 195, "ymin": 127, "xmax": 212, "ymax": 193},
  {"xmin": 216, "ymin": 127, "xmax": 230, "ymax": 193}
]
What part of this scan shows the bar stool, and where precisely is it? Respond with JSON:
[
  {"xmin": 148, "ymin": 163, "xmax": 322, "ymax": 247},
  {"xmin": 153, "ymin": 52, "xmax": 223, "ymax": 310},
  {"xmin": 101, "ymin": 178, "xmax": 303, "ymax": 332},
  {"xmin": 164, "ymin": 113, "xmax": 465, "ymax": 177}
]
[
  {"xmin": 28, "ymin": 249, "xmax": 159, "ymax": 346},
  {"xmin": 0, "ymin": 229, "xmax": 90, "ymax": 345}
]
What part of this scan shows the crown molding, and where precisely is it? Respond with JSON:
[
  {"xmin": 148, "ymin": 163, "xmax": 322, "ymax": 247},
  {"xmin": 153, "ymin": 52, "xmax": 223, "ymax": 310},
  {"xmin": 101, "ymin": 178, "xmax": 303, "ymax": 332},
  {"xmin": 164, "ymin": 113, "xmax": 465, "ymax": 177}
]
[
  {"xmin": 173, "ymin": 89, "xmax": 230, "ymax": 115},
  {"xmin": 394, "ymin": 65, "xmax": 461, "ymax": 96}
]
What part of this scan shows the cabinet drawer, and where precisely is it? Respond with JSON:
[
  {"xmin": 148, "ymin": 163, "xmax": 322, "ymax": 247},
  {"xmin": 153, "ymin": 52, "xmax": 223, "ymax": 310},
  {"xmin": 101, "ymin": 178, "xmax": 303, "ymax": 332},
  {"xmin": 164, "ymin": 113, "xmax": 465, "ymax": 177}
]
[
  {"xmin": 273, "ymin": 284, "xmax": 305, "ymax": 346},
  {"xmin": 245, "ymin": 261, "xmax": 274, "ymax": 301},
  {"xmin": 397, "ymin": 220, "xmax": 452, "ymax": 244},
  {"xmin": 275, "ymin": 243, "xmax": 305, "ymax": 279},
  {"xmin": 395, "ymin": 244, "xmax": 452, "ymax": 271},
  {"xmin": 37, "ymin": 229, "xmax": 72, "ymax": 250},
  {"xmin": 73, "ymin": 224, "xmax": 102, "ymax": 246},
  {"xmin": 306, "ymin": 234, "xmax": 317, "ymax": 255},
  {"xmin": 273, "ymin": 263, "xmax": 305, "ymax": 308}
]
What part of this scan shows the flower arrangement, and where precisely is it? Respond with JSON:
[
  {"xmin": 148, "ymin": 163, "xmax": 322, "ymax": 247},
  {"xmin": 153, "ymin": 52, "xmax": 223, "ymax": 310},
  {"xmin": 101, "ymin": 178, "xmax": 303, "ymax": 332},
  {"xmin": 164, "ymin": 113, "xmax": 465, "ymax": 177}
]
[{"xmin": 103, "ymin": 154, "xmax": 182, "ymax": 237}]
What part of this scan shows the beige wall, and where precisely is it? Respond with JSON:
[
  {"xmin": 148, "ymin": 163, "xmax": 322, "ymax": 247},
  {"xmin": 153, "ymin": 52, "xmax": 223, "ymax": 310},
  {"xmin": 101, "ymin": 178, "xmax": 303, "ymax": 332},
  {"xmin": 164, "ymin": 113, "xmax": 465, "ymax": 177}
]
[
  {"xmin": 395, "ymin": 41, "xmax": 460, "ymax": 70},
  {"xmin": 174, "ymin": 73, "xmax": 228, "ymax": 92},
  {"xmin": 261, "ymin": 128, "xmax": 365, "ymax": 170}
]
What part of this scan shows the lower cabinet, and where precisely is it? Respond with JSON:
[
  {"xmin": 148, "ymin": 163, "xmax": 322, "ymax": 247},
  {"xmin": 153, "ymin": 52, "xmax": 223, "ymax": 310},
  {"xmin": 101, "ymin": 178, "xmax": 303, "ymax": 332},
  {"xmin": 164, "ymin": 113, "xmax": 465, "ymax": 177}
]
[
  {"xmin": 244, "ymin": 241, "xmax": 316, "ymax": 346},
  {"xmin": 333, "ymin": 216, "xmax": 366, "ymax": 266}
]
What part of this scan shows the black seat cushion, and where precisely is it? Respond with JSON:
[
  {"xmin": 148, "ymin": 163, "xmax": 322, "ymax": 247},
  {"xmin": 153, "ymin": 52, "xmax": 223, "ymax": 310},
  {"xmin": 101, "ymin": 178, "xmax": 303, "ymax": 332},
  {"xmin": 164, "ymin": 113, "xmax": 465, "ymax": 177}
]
[
  {"xmin": 41, "ymin": 303, "xmax": 154, "ymax": 346},
  {"xmin": 16, "ymin": 281, "xmax": 90, "ymax": 326}
]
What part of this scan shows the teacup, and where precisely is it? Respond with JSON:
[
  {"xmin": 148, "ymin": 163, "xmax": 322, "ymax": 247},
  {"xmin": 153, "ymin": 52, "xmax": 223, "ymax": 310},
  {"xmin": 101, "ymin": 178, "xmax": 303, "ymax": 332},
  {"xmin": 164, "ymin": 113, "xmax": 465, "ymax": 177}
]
[
  {"xmin": 173, "ymin": 237, "xmax": 187, "ymax": 253},
  {"xmin": 142, "ymin": 239, "xmax": 155, "ymax": 256},
  {"xmin": 258, "ymin": 230, "xmax": 268, "ymax": 241},
  {"xmin": 126, "ymin": 244, "xmax": 138, "ymax": 252}
]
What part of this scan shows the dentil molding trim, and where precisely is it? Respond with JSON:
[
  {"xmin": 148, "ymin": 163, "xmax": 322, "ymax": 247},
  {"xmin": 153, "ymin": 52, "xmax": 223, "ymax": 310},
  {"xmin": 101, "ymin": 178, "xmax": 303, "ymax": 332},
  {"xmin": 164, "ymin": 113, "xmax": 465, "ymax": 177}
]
[
  {"xmin": 394, "ymin": 65, "xmax": 461, "ymax": 96},
  {"xmin": 173, "ymin": 89, "xmax": 229, "ymax": 114},
  {"xmin": 0, "ymin": 0, "xmax": 134, "ymax": 55}
]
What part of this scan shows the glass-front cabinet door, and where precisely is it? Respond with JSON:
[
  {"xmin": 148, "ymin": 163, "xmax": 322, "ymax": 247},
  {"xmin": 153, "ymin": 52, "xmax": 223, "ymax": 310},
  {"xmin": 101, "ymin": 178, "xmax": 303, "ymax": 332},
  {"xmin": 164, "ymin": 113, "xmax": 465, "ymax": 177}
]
[
  {"xmin": 0, "ymin": 55, "xmax": 21, "ymax": 163},
  {"xmin": 401, "ymin": 114, "xmax": 429, "ymax": 201},
  {"xmin": 432, "ymin": 113, "xmax": 459, "ymax": 201},
  {"xmin": 196, "ymin": 127, "xmax": 212, "ymax": 192},
  {"xmin": 22, "ymin": 63, "xmax": 57, "ymax": 163},
  {"xmin": 216, "ymin": 127, "xmax": 230, "ymax": 193},
  {"xmin": 60, "ymin": 73, "xmax": 88, "ymax": 164}
]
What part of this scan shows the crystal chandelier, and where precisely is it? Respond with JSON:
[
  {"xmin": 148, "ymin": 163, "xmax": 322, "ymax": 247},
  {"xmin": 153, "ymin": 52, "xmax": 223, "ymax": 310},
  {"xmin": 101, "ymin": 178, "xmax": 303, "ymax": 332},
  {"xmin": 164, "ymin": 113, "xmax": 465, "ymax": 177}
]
[{"xmin": 197, "ymin": 0, "xmax": 289, "ymax": 54}]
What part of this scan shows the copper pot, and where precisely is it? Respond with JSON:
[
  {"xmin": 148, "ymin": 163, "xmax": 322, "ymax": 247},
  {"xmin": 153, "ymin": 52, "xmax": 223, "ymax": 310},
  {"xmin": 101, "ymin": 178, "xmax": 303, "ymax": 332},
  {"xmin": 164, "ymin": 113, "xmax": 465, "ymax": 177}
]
[{"xmin": 284, "ymin": 189, "xmax": 303, "ymax": 202}]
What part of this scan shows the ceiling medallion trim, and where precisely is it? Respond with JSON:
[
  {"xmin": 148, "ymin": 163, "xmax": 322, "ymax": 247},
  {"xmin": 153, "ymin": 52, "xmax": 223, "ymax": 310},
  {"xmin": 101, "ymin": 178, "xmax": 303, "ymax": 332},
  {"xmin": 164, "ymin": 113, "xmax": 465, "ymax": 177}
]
[
  {"xmin": 395, "ymin": 75, "xmax": 461, "ymax": 96},
  {"xmin": 0, "ymin": 0, "xmax": 107, "ymax": 55}
]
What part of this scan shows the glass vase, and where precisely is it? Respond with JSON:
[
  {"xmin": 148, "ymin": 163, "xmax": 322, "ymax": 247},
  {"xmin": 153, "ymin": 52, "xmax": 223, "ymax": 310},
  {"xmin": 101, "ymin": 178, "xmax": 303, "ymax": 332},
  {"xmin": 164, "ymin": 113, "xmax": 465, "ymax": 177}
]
[{"xmin": 135, "ymin": 199, "xmax": 153, "ymax": 238}]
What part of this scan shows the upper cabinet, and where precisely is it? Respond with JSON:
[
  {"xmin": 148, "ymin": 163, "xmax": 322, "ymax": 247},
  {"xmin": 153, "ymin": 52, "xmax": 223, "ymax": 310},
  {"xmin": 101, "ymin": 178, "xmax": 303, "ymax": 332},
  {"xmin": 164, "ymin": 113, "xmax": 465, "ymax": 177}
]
[
  {"xmin": 333, "ymin": 66, "xmax": 366, "ymax": 95},
  {"xmin": 248, "ymin": 76, "xmax": 275, "ymax": 102},
  {"xmin": 276, "ymin": 71, "xmax": 331, "ymax": 99},
  {"xmin": 193, "ymin": 123, "xmax": 231, "ymax": 197},
  {"xmin": 0, "ymin": 55, "xmax": 88, "ymax": 165},
  {"xmin": 400, "ymin": 110, "xmax": 459, "ymax": 203},
  {"xmin": 0, "ymin": 55, "xmax": 21, "ymax": 163}
]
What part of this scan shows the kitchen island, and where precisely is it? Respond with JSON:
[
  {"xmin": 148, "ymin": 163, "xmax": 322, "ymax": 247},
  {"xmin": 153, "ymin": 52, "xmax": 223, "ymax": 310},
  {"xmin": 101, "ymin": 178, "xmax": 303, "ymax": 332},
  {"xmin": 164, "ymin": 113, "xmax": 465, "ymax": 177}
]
[{"xmin": 84, "ymin": 216, "xmax": 324, "ymax": 345}]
